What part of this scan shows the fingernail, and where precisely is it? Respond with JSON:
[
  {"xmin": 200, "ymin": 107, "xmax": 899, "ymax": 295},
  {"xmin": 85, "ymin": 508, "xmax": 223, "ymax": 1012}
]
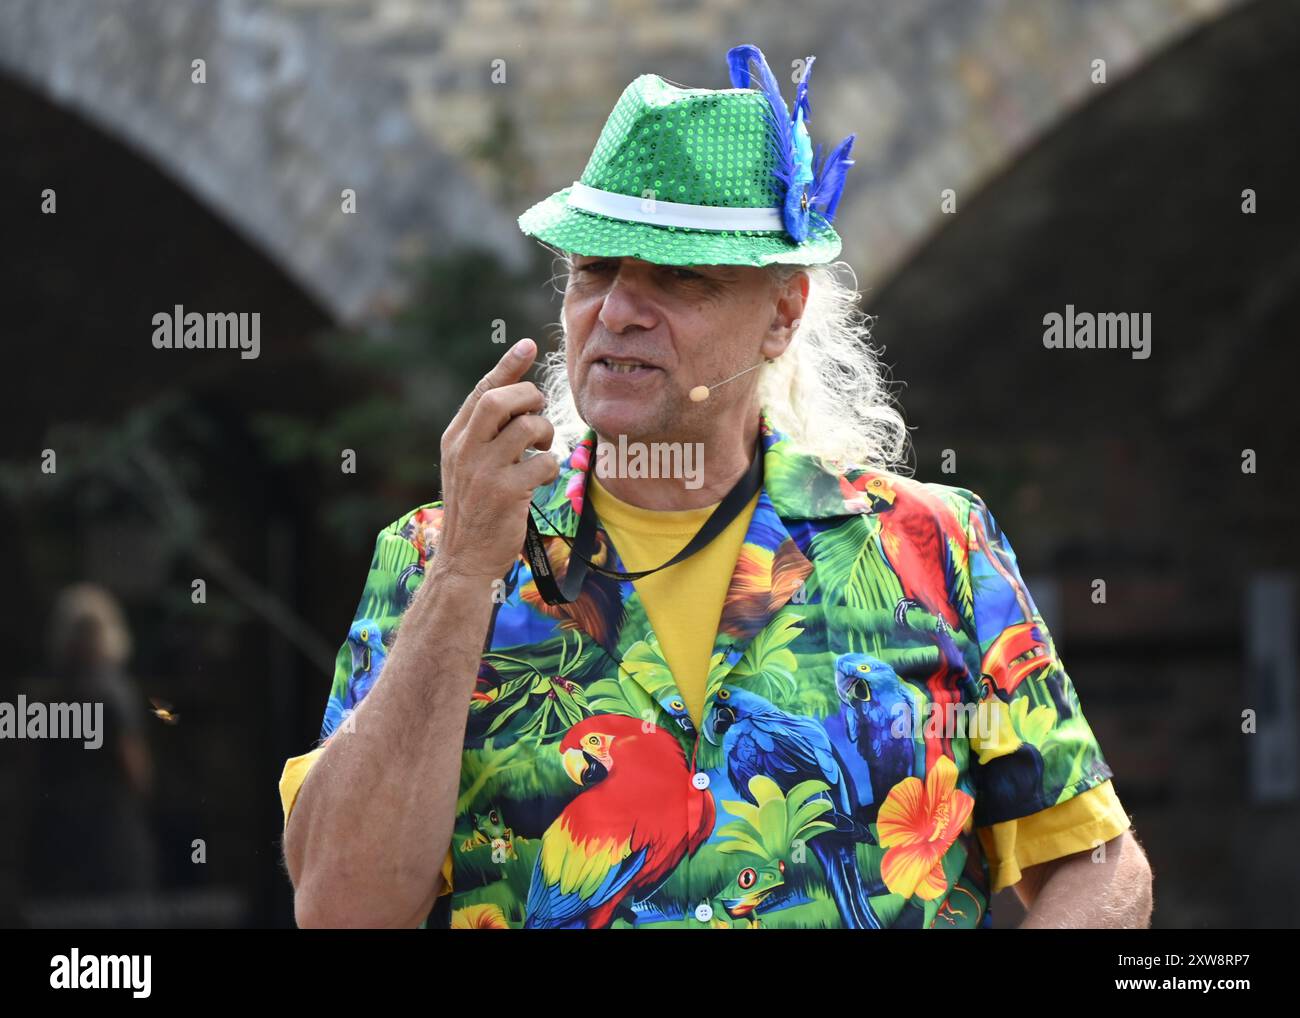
[{"xmin": 513, "ymin": 338, "xmax": 535, "ymax": 357}]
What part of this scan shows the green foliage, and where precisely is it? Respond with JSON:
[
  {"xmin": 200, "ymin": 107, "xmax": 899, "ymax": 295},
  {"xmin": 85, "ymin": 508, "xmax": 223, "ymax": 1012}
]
[
  {"xmin": 728, "ymin": 613, "xmax": 804, "ymax": 703},
  {"xmin": 717, "ymin": 774, "xmax": 835, "ymax": 860},
  {"xmin": 474, "ymin": 632, "xmax": 610, "ymax": 741},
  {"xmin": 808, "ymin": 514, "xmax": 904, "ymax": 616}
]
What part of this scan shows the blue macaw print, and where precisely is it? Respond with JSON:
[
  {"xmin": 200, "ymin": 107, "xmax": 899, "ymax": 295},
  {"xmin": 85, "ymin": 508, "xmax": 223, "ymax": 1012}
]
[
  {"xmin": 834, "ymin": 652, "xmax": 927, "ymax": 808},
  {"xmin": 704, "ymin": 685, "xmax": 883, "ymax": 929}
]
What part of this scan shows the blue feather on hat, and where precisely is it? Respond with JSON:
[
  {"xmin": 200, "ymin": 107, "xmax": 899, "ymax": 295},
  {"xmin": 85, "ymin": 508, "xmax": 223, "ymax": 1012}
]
[{"xmin": 727, "ymin": 44, "xmax": 856, "ymax": 243}]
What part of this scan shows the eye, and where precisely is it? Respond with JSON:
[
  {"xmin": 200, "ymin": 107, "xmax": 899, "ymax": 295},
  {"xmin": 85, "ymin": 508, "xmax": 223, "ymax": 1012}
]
[
  {"xmin": 738, "ymin": 867, "xmax": 757, "ymax": 890},
  {"xmin": 856, "ymin": 662, "xmax": 869, "ymax": 672},
  {"xmin": 359, "ymin": 628, "xmax": 369, "ymax": 642},
  {"xmin": 717, "ymin": 688, "xmax": 730, "ymax": 701},
  {"xmin": 586, "ymin": 734, "xmax": 601, "ymax": 748},
  {"xmin": 671, "ymin": 699, "xmax": 684, "ymax": 711},
  {"xmin": 489, "ymin": 810, "xmax": 499, "ymax": 824},
  {"xmin": 575, "ymin": 260, "xmax": 613, "ymax": 275},
  {"xmin": 669, "ymin": 267, "xmax": 703, "ymax": 280}
]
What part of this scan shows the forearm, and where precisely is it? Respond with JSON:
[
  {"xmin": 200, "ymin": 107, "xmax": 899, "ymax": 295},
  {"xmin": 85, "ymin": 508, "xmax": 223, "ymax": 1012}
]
[
  {"xmin": 1018, "ymin": 833, "xmax": 1153, "ymax": 929},
  {"xmin": 284, "ymin": 562, "xmax": 496, "ymax": 927}
]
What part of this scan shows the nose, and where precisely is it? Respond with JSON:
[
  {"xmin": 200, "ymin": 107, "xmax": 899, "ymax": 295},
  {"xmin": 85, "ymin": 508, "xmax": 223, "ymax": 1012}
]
[{"xmin": 596, "ymin": 265, "xmax": 659, "ymax": 336}]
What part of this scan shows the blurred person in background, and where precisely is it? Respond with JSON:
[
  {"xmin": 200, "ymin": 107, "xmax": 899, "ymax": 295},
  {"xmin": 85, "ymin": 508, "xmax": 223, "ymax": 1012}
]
[{"xmin": 21, "ymin": 582, "xmax": 157, "ymax": 913}]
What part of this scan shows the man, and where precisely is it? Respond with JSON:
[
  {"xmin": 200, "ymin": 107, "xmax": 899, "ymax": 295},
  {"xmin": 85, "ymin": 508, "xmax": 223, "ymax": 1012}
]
[{"xmin": 281, "ymin": 43, "xmax": 1152, "ymax": 929}]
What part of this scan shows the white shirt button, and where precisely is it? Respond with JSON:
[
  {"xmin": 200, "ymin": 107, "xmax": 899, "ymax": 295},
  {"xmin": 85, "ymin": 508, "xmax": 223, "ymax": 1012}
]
[
  {"xmin": 695, "ymin": 903, "xmax": 714, "ymax": 923},
  {"xmin": 691, "ymin": 772, "xmax": 710, "ymax": 790}
]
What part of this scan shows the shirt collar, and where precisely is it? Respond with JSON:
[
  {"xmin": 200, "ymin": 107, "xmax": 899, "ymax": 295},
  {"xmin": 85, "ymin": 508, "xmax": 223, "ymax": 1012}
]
[{"xmin": 528, "ymin": 405, "xmax": 862, "ymax": 536}]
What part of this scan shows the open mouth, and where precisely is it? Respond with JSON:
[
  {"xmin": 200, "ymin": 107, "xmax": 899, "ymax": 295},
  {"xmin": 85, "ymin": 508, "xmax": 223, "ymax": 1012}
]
[{"xmin": 594, "ymin": 358, "xmax": 659, "ymax": 377}]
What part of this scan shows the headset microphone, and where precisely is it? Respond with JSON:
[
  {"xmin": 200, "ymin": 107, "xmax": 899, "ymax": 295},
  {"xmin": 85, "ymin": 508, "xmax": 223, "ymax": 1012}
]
[{"xmin": 689, "ymin": 357, "xmax": 774, "ymax": 403}]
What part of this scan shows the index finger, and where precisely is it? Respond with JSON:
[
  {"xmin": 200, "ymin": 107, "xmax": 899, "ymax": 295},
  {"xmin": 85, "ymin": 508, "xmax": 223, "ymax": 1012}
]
[{"xmin": 449, "ymin": 337, "xmax": 538, "ymax": 434}]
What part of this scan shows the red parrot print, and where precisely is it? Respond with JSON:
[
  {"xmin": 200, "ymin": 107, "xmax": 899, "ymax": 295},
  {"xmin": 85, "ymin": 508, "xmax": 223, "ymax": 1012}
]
[{"xmin": 524, "ymin": 714, "xmax": 715, "ymax": 928}]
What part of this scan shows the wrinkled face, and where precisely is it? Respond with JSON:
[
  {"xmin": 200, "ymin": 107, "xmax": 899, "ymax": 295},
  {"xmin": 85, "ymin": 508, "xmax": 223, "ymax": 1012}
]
[{"xmin": 562, "ymin": 255, "xmax": 799, "ymax": 445}]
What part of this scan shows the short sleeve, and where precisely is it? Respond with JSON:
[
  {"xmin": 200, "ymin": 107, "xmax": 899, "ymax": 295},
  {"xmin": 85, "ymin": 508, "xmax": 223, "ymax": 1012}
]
[
  {"xmin": 977, "ymin": 779, "xmax": 1132, "ymax": 894},
  {"xmin": 961, "ymin": 491, "xmax": 1115, "ymax": 828},
  {"xmin": 279, "ymin": 745, "xmax": 327, "ymax": 827},
  {"xmin": 280, "ymin": 502, "xmax": 453, "ymax": 898}
]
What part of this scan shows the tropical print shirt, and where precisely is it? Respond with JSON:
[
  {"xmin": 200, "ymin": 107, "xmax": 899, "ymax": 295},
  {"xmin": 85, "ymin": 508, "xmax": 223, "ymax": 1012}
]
[{"xmin": 308, "ymin": 407, "xmax": 1116, "ymax": 929}]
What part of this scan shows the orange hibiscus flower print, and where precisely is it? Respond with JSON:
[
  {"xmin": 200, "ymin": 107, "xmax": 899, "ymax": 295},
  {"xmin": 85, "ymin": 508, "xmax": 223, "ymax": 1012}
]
[{"xmin": 876, "ymin": 755, "xmax": 975, "ymax": 900}]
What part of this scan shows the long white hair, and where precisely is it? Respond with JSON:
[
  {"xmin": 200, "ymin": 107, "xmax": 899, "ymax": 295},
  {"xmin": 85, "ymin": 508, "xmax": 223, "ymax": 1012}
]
[{"xmin": 536, "ymin": 251, "xmax": 914, "ymax": 476}]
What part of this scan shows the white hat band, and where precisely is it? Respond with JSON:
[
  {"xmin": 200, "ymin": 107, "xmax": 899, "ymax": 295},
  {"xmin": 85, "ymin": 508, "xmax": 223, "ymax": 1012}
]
[{"xmin": 566, "ymin": 181, "xmax": 784, "ymax": 232}]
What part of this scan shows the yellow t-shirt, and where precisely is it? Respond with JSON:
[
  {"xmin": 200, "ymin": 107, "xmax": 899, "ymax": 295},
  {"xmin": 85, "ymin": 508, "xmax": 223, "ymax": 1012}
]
[{"xmin": 588, "ymin": 474, "xmax": 760, "ymax": 728}]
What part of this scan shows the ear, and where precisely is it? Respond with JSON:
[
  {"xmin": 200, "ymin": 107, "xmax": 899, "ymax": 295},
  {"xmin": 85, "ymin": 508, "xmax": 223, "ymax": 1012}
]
[
  {"xmin": 762, "ymin": 270, "xmax": 809, "ymax": 360},
  {"xmin": 760, "ymin": 323, "xmax": 797, "ymax": 361}
]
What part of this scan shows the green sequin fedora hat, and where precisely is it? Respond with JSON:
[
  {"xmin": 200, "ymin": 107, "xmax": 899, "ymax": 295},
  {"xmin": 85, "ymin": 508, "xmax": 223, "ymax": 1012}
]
[{"xmin": 517, "ymin": 44, "xmax": 856, "ymax": 267}]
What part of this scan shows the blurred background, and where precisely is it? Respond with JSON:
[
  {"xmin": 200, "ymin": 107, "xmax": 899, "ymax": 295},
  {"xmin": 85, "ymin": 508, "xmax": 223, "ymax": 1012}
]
[{"xmin": 1, "ymin": 0, "xmax": 1297, "ymax": 928}]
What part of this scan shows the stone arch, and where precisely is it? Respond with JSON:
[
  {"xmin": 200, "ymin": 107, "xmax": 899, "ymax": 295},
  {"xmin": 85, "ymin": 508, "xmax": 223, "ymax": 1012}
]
[{"xmin": 0, "ymin": 0, "xmax": 531, "ymax": 323}]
